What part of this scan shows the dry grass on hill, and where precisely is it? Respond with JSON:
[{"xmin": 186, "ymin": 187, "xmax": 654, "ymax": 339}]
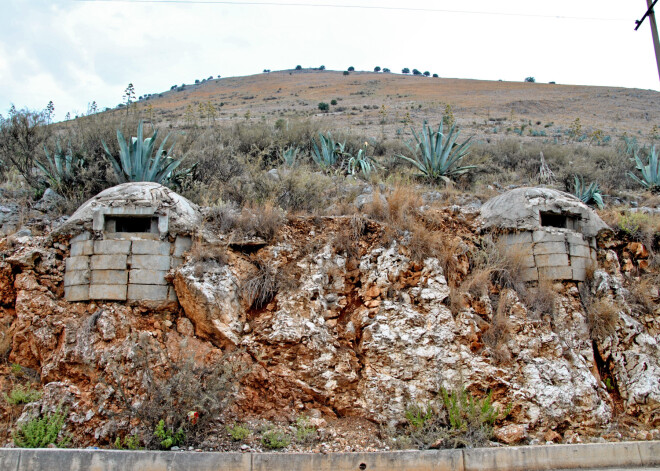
[{"xmin": 140, "ymin": 69, "xmax": 660, "ymax": 140}]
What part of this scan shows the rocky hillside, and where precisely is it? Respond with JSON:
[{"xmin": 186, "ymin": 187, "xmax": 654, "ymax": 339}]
[
  {"xmin": 0, "ymin": 185, "xmax": 658, "ymax": 451},
  {"xmin": 138, "ymin": 69, "xmax": 660, "ymax": 139}
]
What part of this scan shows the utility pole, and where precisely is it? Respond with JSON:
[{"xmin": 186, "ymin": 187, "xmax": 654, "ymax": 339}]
[{"xmin": 636, "ymin": 0, "xmax": 660, "ymax": 83}]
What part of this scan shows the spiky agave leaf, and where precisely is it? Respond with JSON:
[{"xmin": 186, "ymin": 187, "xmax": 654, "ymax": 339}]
[
  {"xmin": 629, "ymin": 146, "xmax": 660, "ymax": 191},
  {"xmin": 572, "ymin": 175, "xmax": 605, "ymax": 209},
  {"xmin": 312, "ymin": 132, "xmax": 344, "ymax": 168},
  {"xmin": 397, "ymin": 121, "xmax": 474, "ymax": 183},
  {"xmin": 36, "ymin": 141, "xmax": 84, "ymax": 188},
  {"xmin": 347, "ymin": 149, "xmax": 375, "ymax": 177},
  {"xmin": 103, "ymin": 120, "xmax": 185, "ymax": 184}
]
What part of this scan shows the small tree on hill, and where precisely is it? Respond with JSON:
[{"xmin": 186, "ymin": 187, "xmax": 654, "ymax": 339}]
[
  {"xmin": 383, "ymin": 68, "xmax": 391, "ymax": 73},
  {"xmin": 343, "ymin": 71, "xmax": 350, "ymax": 76},
  {"xmin": 45, "ymin": 101, "xmax": 54, "ymax": 123},
  {"xmin": 318, "ymin": 102, "xmax": 329, "ymax": 111},
  {"xmin": 412, "ymin": 69, "xmax": 422, "ymax": 75},
  {"xmin": 123, "ymin": 83, "xmax": 136, "ymax": 115},
  {"xmin": 348, "ymin": 66, "xmax": 355, "ymax": 71},
  {"xmin": 402, "ymin": 68, "xmax": 410, "ymax": 74},
  {"xmin": 423, "ymin": 71, "xmax": 430, "ymax": 77},
  {"xmin": 319, "ymin": 65, "xmax": 326, "ymax": 70},
  {"xmin": 295, "ymin": 65, "xmax": 302, "ymax": 70},
  {"xmin": 524, "ymin": 76, "xmax": 536, "ymax": 83},
  {"xmin": 374, "ymin": 66, "xmax": 381, "ymax": 72}
]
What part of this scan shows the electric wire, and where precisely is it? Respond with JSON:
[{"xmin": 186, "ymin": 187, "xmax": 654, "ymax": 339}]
[{"xmin": 72, "ymin": 0, "xmax": 627, "ymax": 22}]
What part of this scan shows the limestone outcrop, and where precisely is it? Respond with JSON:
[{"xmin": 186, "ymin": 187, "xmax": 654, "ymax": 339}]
[{"xmin": 1, "ymin": 208, "xmax": 658, "ymax": 447}]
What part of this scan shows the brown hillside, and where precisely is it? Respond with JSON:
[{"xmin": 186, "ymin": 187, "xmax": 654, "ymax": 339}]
[{"xmin": 142, "ymin": 69, "xmax": 660, "ymax": 138}]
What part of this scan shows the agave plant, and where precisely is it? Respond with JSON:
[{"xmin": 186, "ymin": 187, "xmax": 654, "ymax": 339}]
[
  {"xmin": 572, "ymin": 175, "xmax": 604, "ymax": 209},
  {"xmin": 629, "ymin": 146, "xmax": 660, "ymax": 192},
  {"xmin": 396, "ymin": 121, "xmax": 474, "ymax": 184},
  {"xmin": 102, "ymin": 121, "xmax": 184, "ymax": 184},
  {"xmin": 311, "ymin": 132, "xmax": 346, "ymax": 168},
  {"xmin": 36, "ymin": 141, "xmax": 85, "ymax": 189},
  {"xmin": 346, "ymin": 148, "xmax": 377, "ymax": 177},
  {"xmin": 280, "ymin": 146, "xmax": 300, "ymax": 167}
]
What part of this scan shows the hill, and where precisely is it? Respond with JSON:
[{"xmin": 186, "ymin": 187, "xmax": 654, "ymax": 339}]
[{"xmin": 140, "ymin": 69, "xmax": 660, "ymax": 139}]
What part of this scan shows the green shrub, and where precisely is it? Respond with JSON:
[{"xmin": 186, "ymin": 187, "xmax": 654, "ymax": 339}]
[
  {"xmin": 228, "ymin": 423, "xmax": 251, "ymax": 441},
  {"xmin": 618, "ymin": 212, "xmax": 650, "ymax": 238},
  {"xmin": 404, "ymin": 403, "xmax": 433, "ymax": 428},
  {"xmin": 113, "ymin": 434, "xmax": 142, "ymax": 450},
  {"xmin": 12, "ymin": 409, "xmax": 70, "ymax": 448},
  {"xmin": 318, "ymin": 102, "xmax": 329, "ymax": 112},
  {"xmin": 4, "ymin": 384, "xmax": 42, "ymax": 405},
  {"xmin": 154, "ymin": 419, "xmax": 185, "ymax": 450},
  {"xmin": 261, "ymin": 428, "xmax": 291, "ymax": 449},
  {"xmin": 294, "ymin": 416, "xmax": 317, "ymax": 444},
  {"xmin": 330, "ymin": 99, "xmax": 338, "ymax": 106},
  {"xmin": 439, "ymin": 387, "xmax": 509, "ymax": 448}
]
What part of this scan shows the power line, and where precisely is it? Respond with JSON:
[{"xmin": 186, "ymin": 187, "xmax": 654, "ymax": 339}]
[
  {"xmin": 635, "ymin": 0, "xmax": 660, "ymax": 82},
  {"xmin": 72, "ymin": 0, "xmax": 627, "ymax": 22}
]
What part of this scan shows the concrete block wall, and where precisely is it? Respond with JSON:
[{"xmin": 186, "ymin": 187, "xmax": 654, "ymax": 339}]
[
  {"xmin": 502, "ymin": 229, "xmax": 597, "ymax": 282},
  {"xmin": 64, "ymin": 233, "xmax": 192, "ymax": 302}
]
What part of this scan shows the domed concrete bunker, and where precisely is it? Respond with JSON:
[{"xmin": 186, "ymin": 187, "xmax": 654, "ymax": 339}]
[
  {"xmin": 60, "ymin": 182, "xmax": 201, "ymax": 302},
  {"xmin": 479, "ymin": 187, "xmax": 609, "ymax": 282}
]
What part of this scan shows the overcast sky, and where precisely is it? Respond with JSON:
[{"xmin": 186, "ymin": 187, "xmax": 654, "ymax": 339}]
[{"xmin": 1, "ymin": 0, "xmax": 659, "ymax": 120}]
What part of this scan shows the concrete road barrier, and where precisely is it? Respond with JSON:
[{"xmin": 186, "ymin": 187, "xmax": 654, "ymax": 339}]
[{"xmin": 0, "ymin": 441, "xmax": 658, "ymax": 471}]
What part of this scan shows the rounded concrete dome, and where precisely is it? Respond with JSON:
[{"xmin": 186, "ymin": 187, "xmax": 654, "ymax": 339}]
[
  {"xmin": 479, "ymin": 187, "xmax": 608, "ymax": 237},
  {"xmin": 60, "ymin": 182, "xmax": 201, "ymax": 237}
]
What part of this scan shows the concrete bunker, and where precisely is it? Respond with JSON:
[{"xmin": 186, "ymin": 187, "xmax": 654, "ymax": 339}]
[
  {"xmin": 479, "ymin": 187, "xmax": 609, "ymax": 282},
  {"xmin": 59, "ymin": 182, "xmax": 201, "ymax": 302}
]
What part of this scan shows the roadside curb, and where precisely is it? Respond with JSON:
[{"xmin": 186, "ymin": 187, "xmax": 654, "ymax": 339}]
[{"xmin": 0, "ymin": 440, "xmax": 658, "ymax": 471}]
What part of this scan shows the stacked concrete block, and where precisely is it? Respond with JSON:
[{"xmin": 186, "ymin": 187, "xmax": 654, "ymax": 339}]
[
  {"xmin": 64, "ymin": 234, "xmax": 192, "ymax": 302},
  {"xmin": 502, "ymin": 229, "xmax": 597, "ymax": 282},
  {"xmin": 64, "ymin": 233, "xmax": 92, "ymax": 301},
  {"xmin": 502, "ymin": 232, "xmax": 537, "ymax": 282}
]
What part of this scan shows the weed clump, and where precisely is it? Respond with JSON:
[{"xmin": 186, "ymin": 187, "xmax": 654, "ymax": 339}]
[
  {"xmin": 240, "ymin": 261, "xmax": 281, "ymax": 309},
  {"xmin": 261, "ymin": 428, "xmax": 291, "ymax": 449},
  {"xmin": 228, "ymin": 423, "xmax": 251, "ymax": 441},
  {"xmin": 392, "ymin": 389, "xmax": 509, "ymax": 450},
  {"xmin": 294, "ymin": 416, "xmax": 317, "ymax": 444},
  {"xmin": 12, "ymin": 408, "xmax": 70, "ymax": 448},
  {"xmin": 103, "ymin": 337, "xmax": 249, "ymax": 449},
  {"xmin": 4, "ymin": 384, "xmax": 42, "ymax": 405}
]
